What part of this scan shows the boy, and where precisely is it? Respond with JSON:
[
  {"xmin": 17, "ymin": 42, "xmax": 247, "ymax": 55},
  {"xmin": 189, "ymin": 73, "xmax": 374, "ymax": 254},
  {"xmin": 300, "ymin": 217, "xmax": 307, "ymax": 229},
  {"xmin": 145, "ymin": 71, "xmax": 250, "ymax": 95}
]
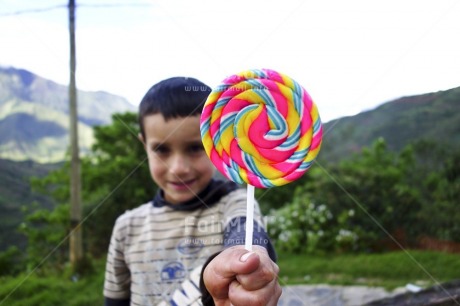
[{"xmin": 103, "ymin": 77, "xmax": 281, "ymax": 305}]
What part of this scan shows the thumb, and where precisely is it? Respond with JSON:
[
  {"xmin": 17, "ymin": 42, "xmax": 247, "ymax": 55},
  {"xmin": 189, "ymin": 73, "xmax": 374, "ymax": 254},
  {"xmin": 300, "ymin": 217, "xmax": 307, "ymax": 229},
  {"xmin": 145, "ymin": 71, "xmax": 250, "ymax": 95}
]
[{"xmin": 203, "ymin": 246, "xmax": 260, "ymax": 299}]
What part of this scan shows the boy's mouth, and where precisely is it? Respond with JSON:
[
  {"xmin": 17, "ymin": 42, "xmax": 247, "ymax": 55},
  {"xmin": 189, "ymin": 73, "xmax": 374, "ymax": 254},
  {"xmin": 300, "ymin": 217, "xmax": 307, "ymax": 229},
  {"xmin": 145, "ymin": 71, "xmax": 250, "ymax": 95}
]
[{"xmin": 169, "ymin": 179, "xmax": 196, "ymax": 190}]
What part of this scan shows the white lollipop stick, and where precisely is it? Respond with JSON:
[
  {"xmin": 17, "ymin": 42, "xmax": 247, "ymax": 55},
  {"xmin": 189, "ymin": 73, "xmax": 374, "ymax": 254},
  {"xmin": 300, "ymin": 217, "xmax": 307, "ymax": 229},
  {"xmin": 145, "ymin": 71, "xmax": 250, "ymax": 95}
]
[{"xmin": 245, "ymin": 184, "xmax": 255, "ymax": 251}]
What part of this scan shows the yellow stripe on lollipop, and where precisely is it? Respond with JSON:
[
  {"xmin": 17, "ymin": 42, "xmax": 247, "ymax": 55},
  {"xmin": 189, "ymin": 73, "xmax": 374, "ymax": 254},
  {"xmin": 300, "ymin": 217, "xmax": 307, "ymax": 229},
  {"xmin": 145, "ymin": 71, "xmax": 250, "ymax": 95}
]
[
  {"xmin": 210, "ymin": 104, "xmax": 223, "ymax": 125},
  {"xmin": 236, "ymin": 104, "xmax": 263, "ymax": 158},
  {"xmin": 239, "ymin": 166, "xmax": 248, "ymax": 183},
  {"xmin": 238, "ymin": 90, "xmax": 265, "ymax": 105},
  {"xmin": 202, "ymin": 132, "xmax": 213, "ymax": 156},
  {"xmin": 280, "ymin": 73, "xmax": 295, "ymax": 91},
  {"xmin": 297, "ymin": 104, "xmax": 315, "ymax": 152},
  {"xmin": 310, "ymin": 103, "xmax": 320, "ymax": 123},
  {"xmin": 206, "ymin": 91, "xmax": 221, "ymax": 102},
  {"xmin": 257, "ymin": 162, "xmax": 283, "ymax": 179},
  {"xmin": 298, "ymin": 126, "xmax": 313, "ymax": 152},
  {"xmin": 220, "ymin": 119, "xmax": 234, "ymax": 153},
  {"xmin": 305, "ymin": 146, "xmax": 321, "ymax": 162},
  {"xmin": 273, "ymin": 177, "xmax": 290, "ymax": 186}
]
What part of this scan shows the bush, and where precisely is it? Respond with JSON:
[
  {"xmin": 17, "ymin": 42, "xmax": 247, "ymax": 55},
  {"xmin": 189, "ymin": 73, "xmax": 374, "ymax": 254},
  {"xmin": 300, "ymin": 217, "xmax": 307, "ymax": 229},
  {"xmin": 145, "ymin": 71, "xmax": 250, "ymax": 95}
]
[
  {"xmin": 0, "ymin": 260, "xmax": 105, "ymax": 306},
  {"xmin": 267, "ymin": 187, "xmax": 358, "ymax": 254},
  {"xmin": 0, "ymin": 246, "xmax": 22, "ymax": 276}
]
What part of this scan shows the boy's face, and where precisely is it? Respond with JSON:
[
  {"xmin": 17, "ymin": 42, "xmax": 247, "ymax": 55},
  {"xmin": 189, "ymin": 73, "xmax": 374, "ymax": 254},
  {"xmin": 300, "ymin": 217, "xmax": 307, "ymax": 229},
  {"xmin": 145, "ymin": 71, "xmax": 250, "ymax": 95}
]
[{"xmin": 141, "ymin": 113, "xmax": 215, "ymax": 204}]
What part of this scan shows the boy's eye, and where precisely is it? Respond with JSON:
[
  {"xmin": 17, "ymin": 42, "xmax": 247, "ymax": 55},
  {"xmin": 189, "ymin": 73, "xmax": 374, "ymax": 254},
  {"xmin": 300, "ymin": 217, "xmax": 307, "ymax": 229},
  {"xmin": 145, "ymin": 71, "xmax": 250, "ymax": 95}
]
[
  {"xmin": 151, "ymin": 145, "xmax": 169, "ymax": 154},
  {"xmin": 188, "ymin": 143, "xmax": 204, "ymax": 154}
]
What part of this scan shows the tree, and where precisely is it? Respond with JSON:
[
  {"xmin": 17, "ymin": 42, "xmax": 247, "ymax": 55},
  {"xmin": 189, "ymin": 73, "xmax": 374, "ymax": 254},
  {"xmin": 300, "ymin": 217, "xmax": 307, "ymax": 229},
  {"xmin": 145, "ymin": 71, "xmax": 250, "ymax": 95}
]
[
  {"xmin": 299, "ymin": 138, "xmax": 422, "ymax": 251},
  {"xmin": 419, "ymin": 151, "xmax": 460, "ymax": 241},
  {"xmin": 81, "ymin": 112, "xmax": 154, "ymax": 255},
  {"xmin": 29, "ymin": 112, "xmax": 154, "ymax": 266}
]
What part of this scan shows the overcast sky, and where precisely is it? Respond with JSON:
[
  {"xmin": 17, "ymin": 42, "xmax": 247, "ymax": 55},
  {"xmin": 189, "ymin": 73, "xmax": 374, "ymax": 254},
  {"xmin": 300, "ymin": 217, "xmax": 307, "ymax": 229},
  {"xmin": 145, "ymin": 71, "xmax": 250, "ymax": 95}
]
[{"xmin": 1, "ymin": 0, "xmax": 459, "ymax": 122}]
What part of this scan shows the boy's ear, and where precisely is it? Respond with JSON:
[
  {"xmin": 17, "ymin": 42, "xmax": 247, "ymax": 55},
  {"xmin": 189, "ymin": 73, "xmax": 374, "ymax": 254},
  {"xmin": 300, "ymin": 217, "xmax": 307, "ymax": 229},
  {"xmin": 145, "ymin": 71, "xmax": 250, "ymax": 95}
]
[{"xmin": 138, "ymin": 133, "xmax": 146, "ymax": 148}]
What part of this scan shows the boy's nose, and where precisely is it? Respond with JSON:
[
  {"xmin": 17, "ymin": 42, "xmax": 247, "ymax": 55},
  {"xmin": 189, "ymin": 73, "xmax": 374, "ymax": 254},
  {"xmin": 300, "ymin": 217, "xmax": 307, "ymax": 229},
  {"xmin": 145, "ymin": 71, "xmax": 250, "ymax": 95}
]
[{"xmin": 169, "ymin": 154, "xmax": 190, "ymax": 175}]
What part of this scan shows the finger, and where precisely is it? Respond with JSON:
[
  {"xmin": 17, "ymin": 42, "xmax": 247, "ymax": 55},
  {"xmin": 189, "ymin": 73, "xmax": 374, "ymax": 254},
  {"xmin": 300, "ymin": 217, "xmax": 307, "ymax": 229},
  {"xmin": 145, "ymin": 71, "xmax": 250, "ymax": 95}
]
[
  {"xmin": 214, "ymin": 246, "xmax": 261, "ymax": 278},
  {"xmin": 235, "ymin": 259, "xmax": 279, "ymax": 291},
  {"xmin": 229, "ymin": 277, "xmax": 282, "ymax": 306},
  {"xmin": 235, "ymin": 246, "xmax": 279, "ymax": 291},
  {"xmin": 203, "ymin": 246, "xmax": 260, "ymax": 299}
]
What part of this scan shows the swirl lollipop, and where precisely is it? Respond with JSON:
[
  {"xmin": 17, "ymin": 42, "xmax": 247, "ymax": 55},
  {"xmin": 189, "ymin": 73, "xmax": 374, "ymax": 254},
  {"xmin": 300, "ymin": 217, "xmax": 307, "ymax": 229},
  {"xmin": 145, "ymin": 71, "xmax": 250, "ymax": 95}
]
[{"xmin": 200, "ymin": 68, "xmax": 322, "ymax": 250}]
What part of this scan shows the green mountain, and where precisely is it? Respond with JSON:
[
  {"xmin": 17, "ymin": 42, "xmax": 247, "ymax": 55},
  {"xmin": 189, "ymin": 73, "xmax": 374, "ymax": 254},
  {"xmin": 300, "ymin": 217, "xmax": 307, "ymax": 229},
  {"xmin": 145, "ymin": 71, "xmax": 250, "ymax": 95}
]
[
  {"xmin": 318, "ymin": 86, "xmax": 460, "ymax": 163},
  {"xmin": 0, "ymin": 158, "xmax": 60, "ymax": 251},
  {"xmin": 0, "ymin": 66, "xmax": 136, "ymax": 163}
]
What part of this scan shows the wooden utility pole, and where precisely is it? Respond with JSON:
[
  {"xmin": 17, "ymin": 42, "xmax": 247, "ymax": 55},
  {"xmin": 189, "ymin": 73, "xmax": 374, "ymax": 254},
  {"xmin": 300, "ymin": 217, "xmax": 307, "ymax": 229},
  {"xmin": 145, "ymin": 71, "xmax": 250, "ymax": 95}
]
[{"xmin": 68, "ymin": 0, "xmax": 83, "ymax": 270}]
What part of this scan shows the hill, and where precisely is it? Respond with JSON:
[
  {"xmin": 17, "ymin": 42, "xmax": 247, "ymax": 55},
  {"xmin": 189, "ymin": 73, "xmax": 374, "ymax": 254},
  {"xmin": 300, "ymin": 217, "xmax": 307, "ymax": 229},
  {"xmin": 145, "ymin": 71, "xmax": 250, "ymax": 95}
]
[
  {"xmin": 0, "ymin": 66, "xmax": 136, "ymax": 163},
  {"xmin": 0, "ymin": 158, "xmax": 61, "ymax": 251},
  {"xmin": 318, "ymin": 86, "xmax": 460, "ymax": 163}
]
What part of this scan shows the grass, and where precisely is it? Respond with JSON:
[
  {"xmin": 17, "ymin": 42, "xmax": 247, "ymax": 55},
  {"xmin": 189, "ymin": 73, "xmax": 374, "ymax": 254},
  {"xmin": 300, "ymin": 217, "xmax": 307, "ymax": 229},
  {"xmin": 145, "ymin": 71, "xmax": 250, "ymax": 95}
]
[
  {"xmin": 277, "ymin": 250, "xmax": 460, "ymax": 290},
  {"xmin": 0, "ymin": 251, "xmax": 459, "ymax": 305},
  {"xmin": 0, "ymin": 262, "xmax": 105, "ymax": 306}
]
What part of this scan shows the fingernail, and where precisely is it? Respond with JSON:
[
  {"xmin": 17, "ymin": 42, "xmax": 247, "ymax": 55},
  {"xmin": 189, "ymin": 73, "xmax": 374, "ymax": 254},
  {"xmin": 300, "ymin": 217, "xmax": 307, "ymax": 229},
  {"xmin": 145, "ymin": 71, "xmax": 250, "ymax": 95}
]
[{"xmin": 240, "ymin": 252, "xmax": 254, "ymax": 262}]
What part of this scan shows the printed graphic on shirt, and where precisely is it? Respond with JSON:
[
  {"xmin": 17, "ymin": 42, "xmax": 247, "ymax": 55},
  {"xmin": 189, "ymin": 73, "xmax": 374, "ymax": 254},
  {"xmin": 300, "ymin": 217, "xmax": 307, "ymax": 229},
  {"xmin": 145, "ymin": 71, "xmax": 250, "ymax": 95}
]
[
  {"xmin": 158, "ymin": 265, "xmax": 204, "ymax": 306},
  {"xmin": 177, "ymin": 238, "xmax": 205, "ymax": 255},
  {"xmin": 160, "ymin": 261, "xmax": 186, "ymax": 281}
]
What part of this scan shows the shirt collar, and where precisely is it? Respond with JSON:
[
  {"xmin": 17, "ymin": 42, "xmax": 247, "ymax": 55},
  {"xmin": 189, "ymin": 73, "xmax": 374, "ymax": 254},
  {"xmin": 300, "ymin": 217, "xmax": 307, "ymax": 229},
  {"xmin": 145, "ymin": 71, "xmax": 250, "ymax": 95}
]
[{"xmin": 152, "ymin": 179, "xmax": 239, "ymax": 211}]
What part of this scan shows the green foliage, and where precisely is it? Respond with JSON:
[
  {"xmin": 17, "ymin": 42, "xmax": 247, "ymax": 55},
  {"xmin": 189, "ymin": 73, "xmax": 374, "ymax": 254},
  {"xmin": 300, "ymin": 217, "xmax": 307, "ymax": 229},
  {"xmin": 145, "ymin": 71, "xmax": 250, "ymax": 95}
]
[
  {"xmin": 334, "ymin": 139, "xmax": 422, "ymax": 248},
  {"xmin": 81, "ymin": 112, "xmax": 154, "ymax": 256},
  {"xmin": 255, "ymin": 179, "xmax": 304, "ymax": 214},
  {"xmin": 0, "ymin": 246, "xmax": 22, "ymax": 276},
  {"xmin": 27, "ymin": 112, "xmax": 154, "ymax": 263},
  {"xmin": 277, "ymin": 250, "xmax": 460, "ymax": 289},
  {"xmin": 268, "ymin": 138, "xmax": 460, "ymax": 253},
  {"xmin": 0, "ymin": 259, "xmax": 105, "ymax": 306},
  {"xmin": 0, "ymin": 159, "xmax": 57, "ymax": 252},
  {"xmin": 268, "ymin": 189, "xmax": 357, "ymax": 254},
  {"xmin": 419, "ymin": 151, "xmax": 460, "ymax": 241},
  {"xmin": 18, "ymin": 202, "xmax": 69, "ymax": 273}
]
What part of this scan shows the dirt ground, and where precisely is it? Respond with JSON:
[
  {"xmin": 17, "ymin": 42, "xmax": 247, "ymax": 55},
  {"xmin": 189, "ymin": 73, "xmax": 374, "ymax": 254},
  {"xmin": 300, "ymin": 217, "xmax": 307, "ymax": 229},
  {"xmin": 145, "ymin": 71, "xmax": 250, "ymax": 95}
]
[
  {"xmin": 278, "ymin": 280, "xmax": 460, "ymax": 306},
  {"xmin": 365, "ymin": 280, "xmax": 460, "ymax": 306}
]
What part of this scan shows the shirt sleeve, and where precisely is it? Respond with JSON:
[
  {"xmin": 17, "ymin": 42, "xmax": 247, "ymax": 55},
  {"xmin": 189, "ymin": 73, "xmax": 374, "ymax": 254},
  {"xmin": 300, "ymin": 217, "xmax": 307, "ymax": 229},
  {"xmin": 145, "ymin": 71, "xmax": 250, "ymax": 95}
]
[
  {"xmin": 221, "ymin": 188, "xmax": 264, "ymax": 227},
  {"xmin": 104, "ymin": 297, "xmax": 130, "ymax": 306},
  {"xmin": 221, "ymin": 188, "xmax": 277, "ymax": 261},
  {"xmin": 223, "ymin": 216, "xmax": 277, "ymax": 262},
  {"xmin": 103, "ymin": 216, "xmax": 131, "ymax": 302}
]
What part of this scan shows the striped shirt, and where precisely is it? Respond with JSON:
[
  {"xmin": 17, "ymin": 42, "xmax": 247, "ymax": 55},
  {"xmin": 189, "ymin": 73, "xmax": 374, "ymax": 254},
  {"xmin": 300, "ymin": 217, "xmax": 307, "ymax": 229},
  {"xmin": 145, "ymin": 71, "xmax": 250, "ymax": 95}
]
[{"xmin": 103, "ymin": 180, "xmax": 270, "ymax": 306}]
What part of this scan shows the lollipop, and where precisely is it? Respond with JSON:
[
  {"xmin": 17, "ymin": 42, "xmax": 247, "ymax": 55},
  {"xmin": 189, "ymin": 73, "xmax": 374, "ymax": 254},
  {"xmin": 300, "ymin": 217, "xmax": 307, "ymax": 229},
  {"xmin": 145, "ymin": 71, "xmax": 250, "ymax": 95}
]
[{"xmin": 200, "ymin": 68, "xmax": 322, "ymax": 250}]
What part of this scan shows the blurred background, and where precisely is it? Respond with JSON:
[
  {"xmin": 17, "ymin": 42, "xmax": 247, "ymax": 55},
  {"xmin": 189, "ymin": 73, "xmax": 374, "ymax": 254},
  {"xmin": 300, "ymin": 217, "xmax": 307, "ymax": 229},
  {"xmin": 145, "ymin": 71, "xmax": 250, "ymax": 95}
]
[{"xmin": 0, "ymin": 1, "xmax": 459, "ymax": 305}]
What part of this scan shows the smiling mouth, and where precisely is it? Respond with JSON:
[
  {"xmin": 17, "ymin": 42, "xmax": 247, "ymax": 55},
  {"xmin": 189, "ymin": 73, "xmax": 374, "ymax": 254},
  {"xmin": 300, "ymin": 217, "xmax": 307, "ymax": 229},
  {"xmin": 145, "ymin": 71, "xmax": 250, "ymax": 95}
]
[{"xmin": 170, "ymin": 179, "xmax": 195, "ymax": 188}]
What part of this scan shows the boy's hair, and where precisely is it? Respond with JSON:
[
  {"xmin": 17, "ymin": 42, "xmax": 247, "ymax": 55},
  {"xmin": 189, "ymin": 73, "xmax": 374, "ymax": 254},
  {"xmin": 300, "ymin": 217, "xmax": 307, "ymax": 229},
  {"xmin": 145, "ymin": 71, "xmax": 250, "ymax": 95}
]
[{"xmin": 138, "ymin": 77, "xmax": 211, "ymax": 138}]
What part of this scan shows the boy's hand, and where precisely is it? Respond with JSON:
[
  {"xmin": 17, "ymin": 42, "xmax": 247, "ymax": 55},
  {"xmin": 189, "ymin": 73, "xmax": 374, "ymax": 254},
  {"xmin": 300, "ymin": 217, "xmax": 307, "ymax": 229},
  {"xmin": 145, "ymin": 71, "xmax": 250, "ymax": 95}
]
[{"xmin": 203, "ymin": 245, "xmax": 282, "ymax": 306}]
